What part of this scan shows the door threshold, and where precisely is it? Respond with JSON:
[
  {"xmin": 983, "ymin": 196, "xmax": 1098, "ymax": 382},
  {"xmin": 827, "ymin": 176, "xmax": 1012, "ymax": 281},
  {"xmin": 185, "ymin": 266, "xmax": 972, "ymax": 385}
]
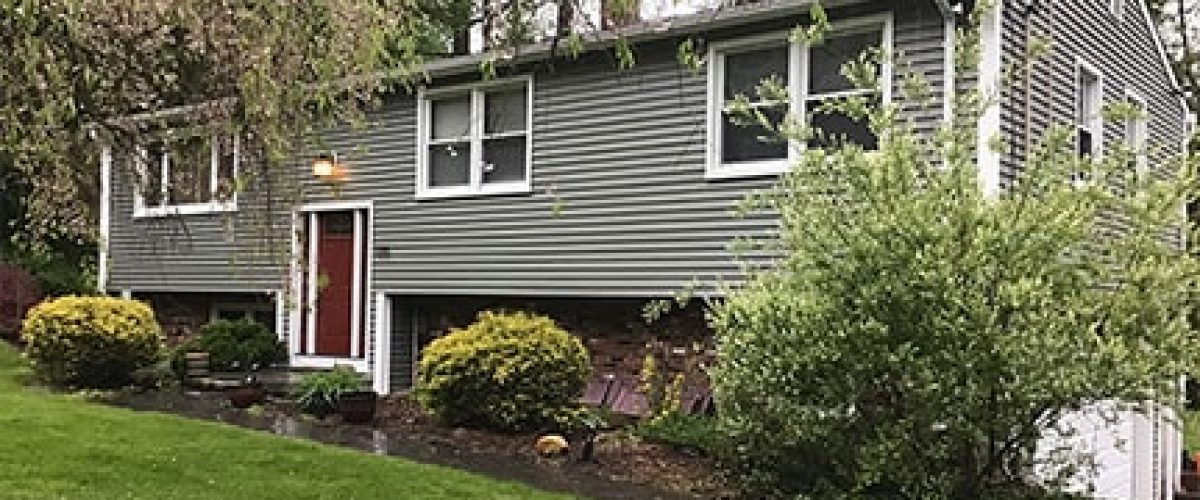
[{"xmin": 290, "ymin": 355, "xmax": 368, "ymax": 373}]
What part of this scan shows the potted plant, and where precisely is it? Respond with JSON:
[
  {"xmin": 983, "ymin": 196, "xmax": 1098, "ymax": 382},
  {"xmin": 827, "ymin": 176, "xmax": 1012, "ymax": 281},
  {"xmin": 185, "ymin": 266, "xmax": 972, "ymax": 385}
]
[
  {"xmin": 338, "ymin": 389, "xmax": 379, "ymax": 424},
  {"xmin": 225, "ymin": 369, "xmax": 264, "ymax": 408},
  {"xmin": 294, "ymin": 367, "xmax": 374, "ymax": 422}
]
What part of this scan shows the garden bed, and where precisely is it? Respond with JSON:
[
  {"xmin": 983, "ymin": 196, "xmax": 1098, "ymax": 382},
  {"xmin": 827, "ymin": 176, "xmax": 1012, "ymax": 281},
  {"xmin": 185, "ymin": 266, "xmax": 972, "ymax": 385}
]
[{"xmin": 104, "ymin": 388, "xmax": 731, "ymax": 499}]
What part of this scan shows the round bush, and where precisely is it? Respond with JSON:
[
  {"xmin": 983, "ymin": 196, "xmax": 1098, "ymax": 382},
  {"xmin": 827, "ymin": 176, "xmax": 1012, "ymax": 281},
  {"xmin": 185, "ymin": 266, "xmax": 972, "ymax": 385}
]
[
  {"xmin": 416, "ymin": 310, "xmax": 590, "ymax": 432},
  {"xmin": 21, "ymin": 296, "xmax": 163, "ymax": 388},
  {"xmin": 174, "ymin": 319, "xmax": 286, "ymax": 373}
]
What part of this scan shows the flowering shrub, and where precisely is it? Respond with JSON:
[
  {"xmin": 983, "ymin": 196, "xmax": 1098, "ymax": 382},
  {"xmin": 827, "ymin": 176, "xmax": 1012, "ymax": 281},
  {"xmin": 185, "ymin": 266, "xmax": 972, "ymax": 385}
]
[
  {"xmin": 21, "ymin": 296, "xmax": 163, "ymax": 388},
  {"xmin": 416, "ymin": 310, "xmax": 590, "ymax": 432}
]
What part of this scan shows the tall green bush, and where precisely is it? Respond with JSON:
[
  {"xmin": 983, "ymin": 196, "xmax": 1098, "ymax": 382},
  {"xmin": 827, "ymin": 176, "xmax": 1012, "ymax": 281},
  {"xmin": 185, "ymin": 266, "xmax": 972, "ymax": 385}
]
[
  {"xmin": 416, "ymin": 310, "xmax": 590, "ymax": 432},
  {"xmin": 21, "ymin": 296, "xmax": 163, "ymax": 388},
  {"xmin": 707, "ymin": 3, "xmax": 1200, "ymax": 498}
]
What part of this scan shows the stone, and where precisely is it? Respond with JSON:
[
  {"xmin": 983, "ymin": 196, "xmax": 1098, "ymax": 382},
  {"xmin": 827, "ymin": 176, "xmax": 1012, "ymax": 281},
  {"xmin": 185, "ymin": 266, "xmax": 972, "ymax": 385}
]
[{"xmin": 534, "ymin": 434, "xmax": 569, "ymax": 457}]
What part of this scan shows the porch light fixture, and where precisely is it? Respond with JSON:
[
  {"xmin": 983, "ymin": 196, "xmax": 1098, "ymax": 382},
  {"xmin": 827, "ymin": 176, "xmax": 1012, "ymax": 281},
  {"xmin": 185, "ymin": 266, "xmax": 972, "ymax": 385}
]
[{"xmin": 312, "ymin": 152, "xmax": 344, "ymax": 181}]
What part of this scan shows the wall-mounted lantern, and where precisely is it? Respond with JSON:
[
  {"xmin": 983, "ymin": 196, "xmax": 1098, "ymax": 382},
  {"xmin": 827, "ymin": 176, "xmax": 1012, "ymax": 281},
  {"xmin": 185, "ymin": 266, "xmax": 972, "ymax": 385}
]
[{"xmin": 312, "ymin": 152, "xmax": 346, "ymax": 182}]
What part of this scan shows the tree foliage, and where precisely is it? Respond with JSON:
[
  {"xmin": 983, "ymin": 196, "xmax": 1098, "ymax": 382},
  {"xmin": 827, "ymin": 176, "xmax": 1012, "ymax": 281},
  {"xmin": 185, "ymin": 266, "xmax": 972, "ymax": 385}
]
[{"xmin": 708, "ymin": 4, "xmax": 1200, "ymax": 498}]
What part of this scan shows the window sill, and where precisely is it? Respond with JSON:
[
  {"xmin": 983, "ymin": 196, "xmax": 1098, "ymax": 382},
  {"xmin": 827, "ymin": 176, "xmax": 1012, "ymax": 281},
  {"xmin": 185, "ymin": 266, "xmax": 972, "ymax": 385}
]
[
  {"xmin": 133, "ymin": 201, "xmax": 238, "ymax": 218},
  {"xmin": 415, "ymin": 182, "xmax": 532, "ymax": 200},
  {"xmin": 704, "ymin": 160, "xmax": 790, "ymax": 180}
]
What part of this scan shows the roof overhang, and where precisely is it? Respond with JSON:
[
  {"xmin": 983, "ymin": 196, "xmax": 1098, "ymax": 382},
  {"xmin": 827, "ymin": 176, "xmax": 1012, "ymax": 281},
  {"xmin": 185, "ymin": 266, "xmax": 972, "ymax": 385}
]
[{"xmin": 413, "ymin": 0, "xmax": 873, "ymax": 80}]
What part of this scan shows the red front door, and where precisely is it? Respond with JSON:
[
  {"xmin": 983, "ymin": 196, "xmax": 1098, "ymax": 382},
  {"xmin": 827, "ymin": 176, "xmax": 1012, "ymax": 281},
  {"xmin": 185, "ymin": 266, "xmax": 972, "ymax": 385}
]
[{"xmin": 314, "ymin": 211, "xmax": 357, "ymax": 356}]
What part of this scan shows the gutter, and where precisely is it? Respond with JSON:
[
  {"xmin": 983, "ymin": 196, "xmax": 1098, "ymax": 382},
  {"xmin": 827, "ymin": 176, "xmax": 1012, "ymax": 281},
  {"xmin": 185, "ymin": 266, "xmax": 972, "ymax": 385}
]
[{"xmin": 413, "ymin": 0, "xmax": 869, "ymax": 80}]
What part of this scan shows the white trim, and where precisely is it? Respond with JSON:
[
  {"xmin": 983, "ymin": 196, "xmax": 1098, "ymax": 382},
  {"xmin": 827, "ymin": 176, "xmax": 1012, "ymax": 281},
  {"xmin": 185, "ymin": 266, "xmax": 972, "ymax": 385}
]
[
  {"xmin": 290, "ymin": 200, "xmax": 374, "ymax": 366},
  {"xmin": 976, "ymin": 0, "xmax": 1003, "ymax": 198},
  {"xmin": 291, "ymin": 355, "xmax": 369, "ymax": 374},
  {"xmin": 274, "ymin": 290, "xmax": 286, "ymax": 342},
  {"xmin": 350, "ymin": 210, "xmax": 363, "ymax": 358},
  {"xmin": 120, "ymin": 289, "xmax": 132, "ymax": 299},
  {"xmin": 372, "ymin": 293, "xmax": 391, "ymax": 394},
  {"xmin": 416, "ymin": 75, "xmax": 534, "ymax": 199},
  {"xmin": 941, "ymin": 10, "xmax": 956, "ymax": 125},
  {"xmin": 704, "ymin": 13, "xmax": 894, "ymax": 180},
  {"xmin": 305, "ymin": 212, "xmax": 318, "ymax": 355},
  {"xmin": 1076, "ymin": 58, "xmax": 1105, "ymax": 158},
  {"xmin": 288, "ymin": 211, "xmax": 302, "ymax": 357},
  {"xmin": 1110, "ymin": 0, "xmax": 1126, "ymax": 19},
  {"xmin": 132, "ymin": 136, "xmax": 240, "ymax": 218},
  {"xmin": 1124, "ymin": 89, "xmax": 1149, "ymax": 180},
  {"xmin": 98, "ymin": 146, "xmax": 112, "ymax": 293}
]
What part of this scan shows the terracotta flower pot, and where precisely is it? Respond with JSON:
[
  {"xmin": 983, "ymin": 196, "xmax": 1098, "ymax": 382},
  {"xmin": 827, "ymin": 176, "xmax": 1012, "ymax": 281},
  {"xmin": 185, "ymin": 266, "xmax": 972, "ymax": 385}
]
[
  {"xmin": 337, "ymin": 391, "xmax": 378, "ymax": 424},
  {"xmin": 226, "ymin": 385, "xmax": 265, "ymax": 409}
]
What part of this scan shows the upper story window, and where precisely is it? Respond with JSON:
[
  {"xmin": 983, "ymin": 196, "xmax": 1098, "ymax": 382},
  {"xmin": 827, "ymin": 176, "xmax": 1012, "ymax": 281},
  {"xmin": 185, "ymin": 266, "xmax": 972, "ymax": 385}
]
[
  {"xmin": 417, "ymin": 76, "xmax": 533, "ymax": 199},
  {"xmin": 134, "ymin": 136, "xmax": 238, "ymax": 218},
  {"xmin": 1076, "ymin": 63, "xmax": 1103, "ymax": 158},
  {"xmin": 705, "ymin": 15, "xmax": 892, "ymax": 179},
  {"xmin": 1110, "ymin": 0, "xmax": 1126, "ymax": 18},
  {"xmin": 1124, "ymin": 91, "xmax": 1148, "ymax": 177}
]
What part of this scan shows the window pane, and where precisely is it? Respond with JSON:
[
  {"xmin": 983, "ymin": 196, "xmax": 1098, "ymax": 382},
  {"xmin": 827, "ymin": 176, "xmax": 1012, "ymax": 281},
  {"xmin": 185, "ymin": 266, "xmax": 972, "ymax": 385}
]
[
  {"xmin": 807, "ymin": 109, "xmax": 877, "ymax": 150},
  {"xmin": 432, "ymin": 96, "xmax": 470, "ymax": 140},
  {"xmin": 1077, "ymin": 128, "xmax": 1093, "ymax": 157},
  {"xmin": 139, "ymin": 143, "xmax": 165, "ymax": 206},
  {"xmin": 722, "ymin": 105, "xmax": 788, "ymax": 163},
  {"xmin": 216, "ymin": 309, "xmax": 244, "ymax": 322},
  {"xmin": 482, "ymin": 136, "xmax": 527, "ymax": 183},
  {"xmin": 216, "ymin": 137, "xmax": 237, "ymax": 200},
  {"xmin": 724, "ymin": 46, "xmax": 789, "ymax": 99},
  {"xmin": 485, "ymin": 88, "xmax": 527, "ymax": 134},
  {"xmin": 168, "ymin": 136, "xmax": 212, "ymax": 204},
  {"xmin": 252, "ymin": 310, "xmax": 275, "ymax": 331},
  {"xmin": 428, "ymin": 142, "xmax": 470, "ymax": 187},
  {"xmin": 1077, "ymin": 72, "xmax": 1098, "ymax": 127},
  {"xmin": 809, "ymin": 30, "xmax": 882, "ymax": 95}
]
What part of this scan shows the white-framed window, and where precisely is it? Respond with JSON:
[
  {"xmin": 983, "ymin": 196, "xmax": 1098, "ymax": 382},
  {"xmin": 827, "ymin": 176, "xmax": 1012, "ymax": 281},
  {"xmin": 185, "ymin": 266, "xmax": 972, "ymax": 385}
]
[
  {"xmin": 416, "ymin": 76, "xmax": 533, "ymax": 199},
  {"xmin": 1111, "ymin": 0, "xmax": 1126, "ymax": 18},
  {"xmin": 1076, "ymin": 61, "xmax": 1103, "ymax": 159},
  {"xmin": 705, "ymin": 14, "xmax": 893, "ymax": 179},
  {"xmin": 134, "ymin": 135, "xmax": 239, "ymax": 217},
  {"xmin": 211, "ymin": 303, "xmax": 276, "ymax": 334},
  {"xmin": 1124, "ymin": 90, "xmax": 1148, "ymax": 178}
]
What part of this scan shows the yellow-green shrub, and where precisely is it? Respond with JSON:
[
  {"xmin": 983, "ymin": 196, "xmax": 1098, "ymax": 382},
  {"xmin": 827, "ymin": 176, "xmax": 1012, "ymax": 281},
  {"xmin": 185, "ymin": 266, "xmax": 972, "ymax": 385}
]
[
  {"xmin": 416, "ymin": 311, "xmax": 590, "ymax": 432},
  {"xmin": 21, "ymin": 296, "xmax": 163, "ymax": 388}
]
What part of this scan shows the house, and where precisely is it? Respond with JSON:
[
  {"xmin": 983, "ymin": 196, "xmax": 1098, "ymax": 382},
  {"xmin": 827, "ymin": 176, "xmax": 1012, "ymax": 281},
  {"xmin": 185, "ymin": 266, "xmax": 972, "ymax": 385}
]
[{"xmin": 96, "ymin": 0, "xmax": 1190, "ymax": 497}]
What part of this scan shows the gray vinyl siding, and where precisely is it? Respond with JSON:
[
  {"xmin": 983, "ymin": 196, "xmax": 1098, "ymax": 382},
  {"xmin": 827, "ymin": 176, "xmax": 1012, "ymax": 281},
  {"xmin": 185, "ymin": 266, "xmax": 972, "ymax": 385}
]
[
  {"xmin": 304, "ymin": 0, "xmax": 950, "ymax": 298},
  {"xmin": 107, "ymin": 1, "xmax": 951, "ymax": 299},
  {"xmin": 998, "ymin": 0, "xmax": 1187, "ymax": 187},
  {"xmin": 105, "ymin": 156, "xmax": 289, "ymax": 293}
]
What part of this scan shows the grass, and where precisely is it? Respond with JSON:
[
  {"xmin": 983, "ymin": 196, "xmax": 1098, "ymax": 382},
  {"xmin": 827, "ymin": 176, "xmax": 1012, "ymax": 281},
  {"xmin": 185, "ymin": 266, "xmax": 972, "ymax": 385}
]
[{"xmin": 0, "ymin": 344, "xmax": 571, "ymax": 499}]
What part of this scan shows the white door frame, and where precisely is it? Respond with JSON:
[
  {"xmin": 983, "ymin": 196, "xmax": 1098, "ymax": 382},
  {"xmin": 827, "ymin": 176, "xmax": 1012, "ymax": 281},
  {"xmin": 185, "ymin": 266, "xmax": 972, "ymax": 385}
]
[{"xmin": 289, "ymin": 200, "xmax": 373, "ymax": 373}]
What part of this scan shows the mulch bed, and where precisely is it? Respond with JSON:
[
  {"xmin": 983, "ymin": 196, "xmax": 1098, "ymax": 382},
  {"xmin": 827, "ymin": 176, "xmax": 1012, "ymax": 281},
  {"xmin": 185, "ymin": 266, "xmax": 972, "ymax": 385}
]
[
  {"xmin": 374, "ymin": 395, "xmax": 732, "ymax": 498},
  {"xmin": 106, "ymin": 388, "xmax": 733, "ymax": 499}
]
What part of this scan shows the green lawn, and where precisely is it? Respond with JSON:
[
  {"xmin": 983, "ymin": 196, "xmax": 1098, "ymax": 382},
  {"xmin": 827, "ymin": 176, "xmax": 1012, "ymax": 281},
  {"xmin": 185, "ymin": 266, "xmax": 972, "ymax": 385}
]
[{"xmin": 0, "ymin": 345, "xmax": 571, "ymax": 499}]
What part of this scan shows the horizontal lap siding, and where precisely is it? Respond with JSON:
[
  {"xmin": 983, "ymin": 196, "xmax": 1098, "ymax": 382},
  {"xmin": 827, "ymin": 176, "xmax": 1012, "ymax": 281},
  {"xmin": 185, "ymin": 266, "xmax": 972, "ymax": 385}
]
[
  {"xmin": 319, "ymin": 2, "xmax": 949, "ymax": 298},
  {"xmin": 109, "ymin": 1, "xmax": 950, "ymax": 298},
  {"xmin": 107, "ymin": 159, "xmax": 289, "ymax": 293},
  {"xmin": 1000, "ymin": 1, "xmax": 1187, "ymax": 188}
]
